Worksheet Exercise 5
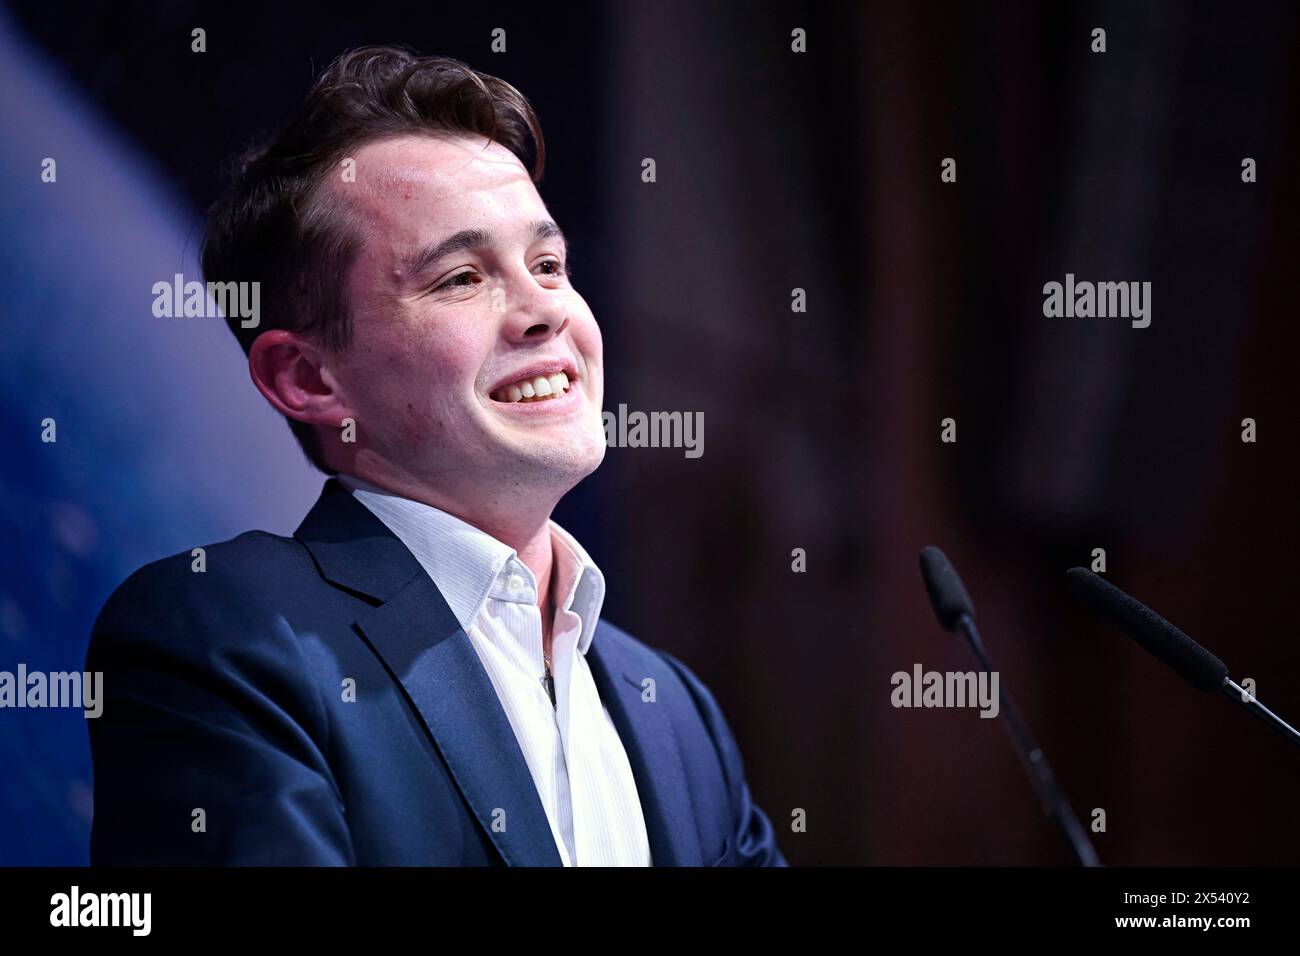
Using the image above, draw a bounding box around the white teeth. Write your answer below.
[491,370,575,403]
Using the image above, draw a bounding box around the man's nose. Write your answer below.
[498,274,569,342]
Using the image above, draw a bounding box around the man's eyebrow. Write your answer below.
[403,220,568,277]
[404,228,493,277]
[531,219,568,254]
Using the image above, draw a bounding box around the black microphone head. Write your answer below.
[1065,568,1227,692]
[919,546,975,631]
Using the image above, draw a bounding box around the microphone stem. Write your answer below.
[1221,679,1300,750]
[956,613,1102,867]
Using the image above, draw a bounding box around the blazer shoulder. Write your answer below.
[592,618,689,684]
[592,618,722,722]
[92,530,318,650]
[591,617,657,660]
[106,528,311,596]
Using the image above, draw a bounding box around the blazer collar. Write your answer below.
[293,479,697,866]
[294,478,424,604]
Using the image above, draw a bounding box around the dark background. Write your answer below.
[1,0,1296,866]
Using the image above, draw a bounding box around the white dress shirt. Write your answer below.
[338,475,652,866]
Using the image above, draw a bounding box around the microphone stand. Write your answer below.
[955,612,1102,868]
[1220,678,1300,750]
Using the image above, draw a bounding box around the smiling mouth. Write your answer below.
[490,371,573,404]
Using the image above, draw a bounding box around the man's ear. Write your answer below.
[248,330,349,430]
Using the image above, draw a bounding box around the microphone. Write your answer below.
[918,547,1101,867]
[1066,567,1300,750]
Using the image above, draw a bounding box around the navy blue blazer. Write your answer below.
[86,480,787,866]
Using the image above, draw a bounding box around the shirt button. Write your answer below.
[505,574,525,593]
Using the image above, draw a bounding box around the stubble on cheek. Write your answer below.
[394,394,445,452]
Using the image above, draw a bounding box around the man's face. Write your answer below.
[324,134,606,506]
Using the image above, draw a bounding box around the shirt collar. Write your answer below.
[547,520,607,656]
[337,475,606,655]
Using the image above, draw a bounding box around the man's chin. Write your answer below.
[495,430,606,486]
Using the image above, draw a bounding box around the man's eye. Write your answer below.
[535,259,566,277]
[433,271,477,292]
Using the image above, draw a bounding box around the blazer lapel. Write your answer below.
[587,625,704,866]
[295,480,562,867]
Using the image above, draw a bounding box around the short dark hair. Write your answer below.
[201,45,545,473]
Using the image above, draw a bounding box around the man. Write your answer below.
[87,46,786,866]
